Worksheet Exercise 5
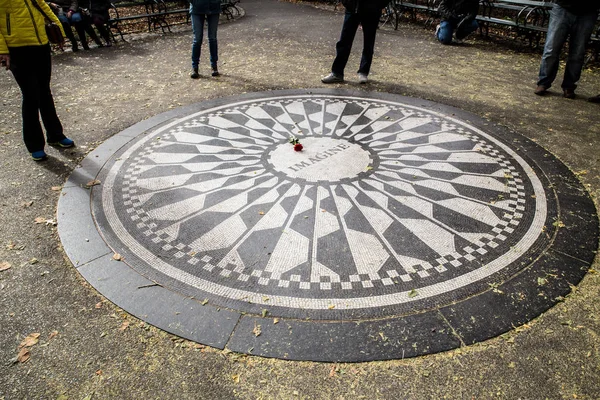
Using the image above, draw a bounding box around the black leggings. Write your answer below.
[9,44,65,152]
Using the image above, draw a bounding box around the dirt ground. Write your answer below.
[0,0,599,399]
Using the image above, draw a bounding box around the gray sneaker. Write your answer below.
[358,73,368,84]
[321,73,344,84]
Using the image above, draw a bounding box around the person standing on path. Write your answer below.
[322,0,390,84]
[534,0,600,99]
[435,0,479,45]
[0,0,75,161]
[189,0,221,79]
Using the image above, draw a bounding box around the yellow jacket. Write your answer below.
[0,0,66,54]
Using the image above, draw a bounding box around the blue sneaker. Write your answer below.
[48,138,75,148]
[31,150,48,161]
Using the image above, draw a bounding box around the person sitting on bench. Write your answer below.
[435,0,479,45]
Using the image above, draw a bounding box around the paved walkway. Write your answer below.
[1,0,599,398]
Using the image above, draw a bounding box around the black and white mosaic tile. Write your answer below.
[59,89,598,361]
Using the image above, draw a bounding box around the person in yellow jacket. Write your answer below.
[0,0,75,161]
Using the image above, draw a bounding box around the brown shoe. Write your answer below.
[534,85,548,96]
[563,88,576,99]
[588,94,600,103]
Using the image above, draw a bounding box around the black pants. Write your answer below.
[331,9,380,76]
[9,44,65,153]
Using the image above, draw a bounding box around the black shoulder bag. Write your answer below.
[30,0,64,44]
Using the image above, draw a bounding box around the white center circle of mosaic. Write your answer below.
[98,95,546,313]
[269,137,371,181]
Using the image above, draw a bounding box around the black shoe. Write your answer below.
[190,69,200,79]
[211,68,220,77]
[563,88,576,99]
[588,94,600,103]
[534,85,547,96]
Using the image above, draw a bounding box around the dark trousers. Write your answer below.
[9,45,65,153]
[331,9,380,76]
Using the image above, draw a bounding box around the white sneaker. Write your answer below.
[321,72,344,84]
[358,73,368,84]
[435,24,440,38]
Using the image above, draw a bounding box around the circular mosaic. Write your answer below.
[62,89,597,361]
[93,92,552,320]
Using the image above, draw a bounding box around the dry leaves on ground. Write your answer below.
[19,333,41,348]
[252,322,261,337]
[14,332,41,363]
[86,179,101,188]
[0,261,11,272]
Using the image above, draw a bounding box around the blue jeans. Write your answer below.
[57,12,83,24]
[437,17,478,44]
[537,4,598,90]
[331,9,380,76]
[191,13,219,70]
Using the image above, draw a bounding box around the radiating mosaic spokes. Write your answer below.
[97,95,547,314]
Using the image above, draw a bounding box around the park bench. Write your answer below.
[383,0,599,62]
[107,0,240,41]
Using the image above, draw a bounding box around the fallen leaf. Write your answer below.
[0,261,11,272]
[118,321,130,331]
[201,299,209,305]
[95,370,103,375]
[95,302,102,309]
[258,211,265,215]
[232,374,240,383]
[34,217,46,224]
[329,365,337,377]
[261,309,268,318]
[17,348,30,363]
[112,253,122,261]
[22,201,34,208]
[86,179,101,188]
[51,186,62,191]
[273,318,280,324]
[252,322,261,337]
[19,333,41,348]
[48,331,59,340]
[328,304,335,309]
[408,289,418,298]
[537,277,547,286]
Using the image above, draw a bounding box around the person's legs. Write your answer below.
[191,13,206,71]
[455,19,478,40]
[9,46,48,154]
[58,14,79,51]
[331,11,361,77]
[436,20,455,44]
[70,12,90,50]
[357,10,380,76]
[206,13,219,70]
[82,13,103,46]
[537,4,572,90]
[93,14,112,45]
[561,12,597,91]
[35,45,65,143]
